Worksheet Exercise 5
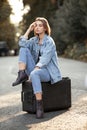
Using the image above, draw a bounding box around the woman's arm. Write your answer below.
[18,22,36,48]
[23,22,36,39]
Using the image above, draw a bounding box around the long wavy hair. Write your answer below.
[34,17,51,36]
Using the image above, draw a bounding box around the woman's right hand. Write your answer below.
[28,22,36,32]
[23,22,36,39]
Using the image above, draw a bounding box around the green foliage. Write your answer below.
[52,0,87,55]
[0,0,16,49]
[0,0,11,22]
[79,0,87,28]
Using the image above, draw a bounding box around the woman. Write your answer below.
[12,17,62,119]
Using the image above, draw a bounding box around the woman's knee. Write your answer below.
[19,47,31,57]
[30,70,39,80]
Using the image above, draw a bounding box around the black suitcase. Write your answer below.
[21,77,71,113]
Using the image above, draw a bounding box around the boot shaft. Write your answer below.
[36,100,44,119]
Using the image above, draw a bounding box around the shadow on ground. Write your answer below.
[0,103,68,130]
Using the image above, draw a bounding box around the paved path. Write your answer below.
[0,56,87,130]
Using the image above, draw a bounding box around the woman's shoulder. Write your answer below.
[45,35,52,40]
[45,35,55,45]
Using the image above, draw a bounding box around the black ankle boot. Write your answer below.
[12,70,28,86]
[36,100,44,119]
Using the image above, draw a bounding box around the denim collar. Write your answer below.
[35,34,48,45]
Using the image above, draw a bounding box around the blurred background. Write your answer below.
[0,0,87,62]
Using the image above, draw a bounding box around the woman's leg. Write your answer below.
[12,47,35,86]
[30,68,51,118]
[30,68,51,94]
[18,47,35,74]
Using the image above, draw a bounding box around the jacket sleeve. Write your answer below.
[18,36,34,49]
[36,40,56,68]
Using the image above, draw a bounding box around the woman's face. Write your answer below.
[34,20,46,35]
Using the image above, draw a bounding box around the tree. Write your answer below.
[0,0,16,49]
[52,0,87,54]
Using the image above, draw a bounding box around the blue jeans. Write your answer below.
[19,47,51,94]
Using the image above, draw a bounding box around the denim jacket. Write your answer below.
[19,34,62,84]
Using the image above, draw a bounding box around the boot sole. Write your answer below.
[12,77,28,87]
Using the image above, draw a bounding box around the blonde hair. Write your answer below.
[35,17,51,36]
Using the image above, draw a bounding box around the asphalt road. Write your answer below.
[0,56,87,130]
